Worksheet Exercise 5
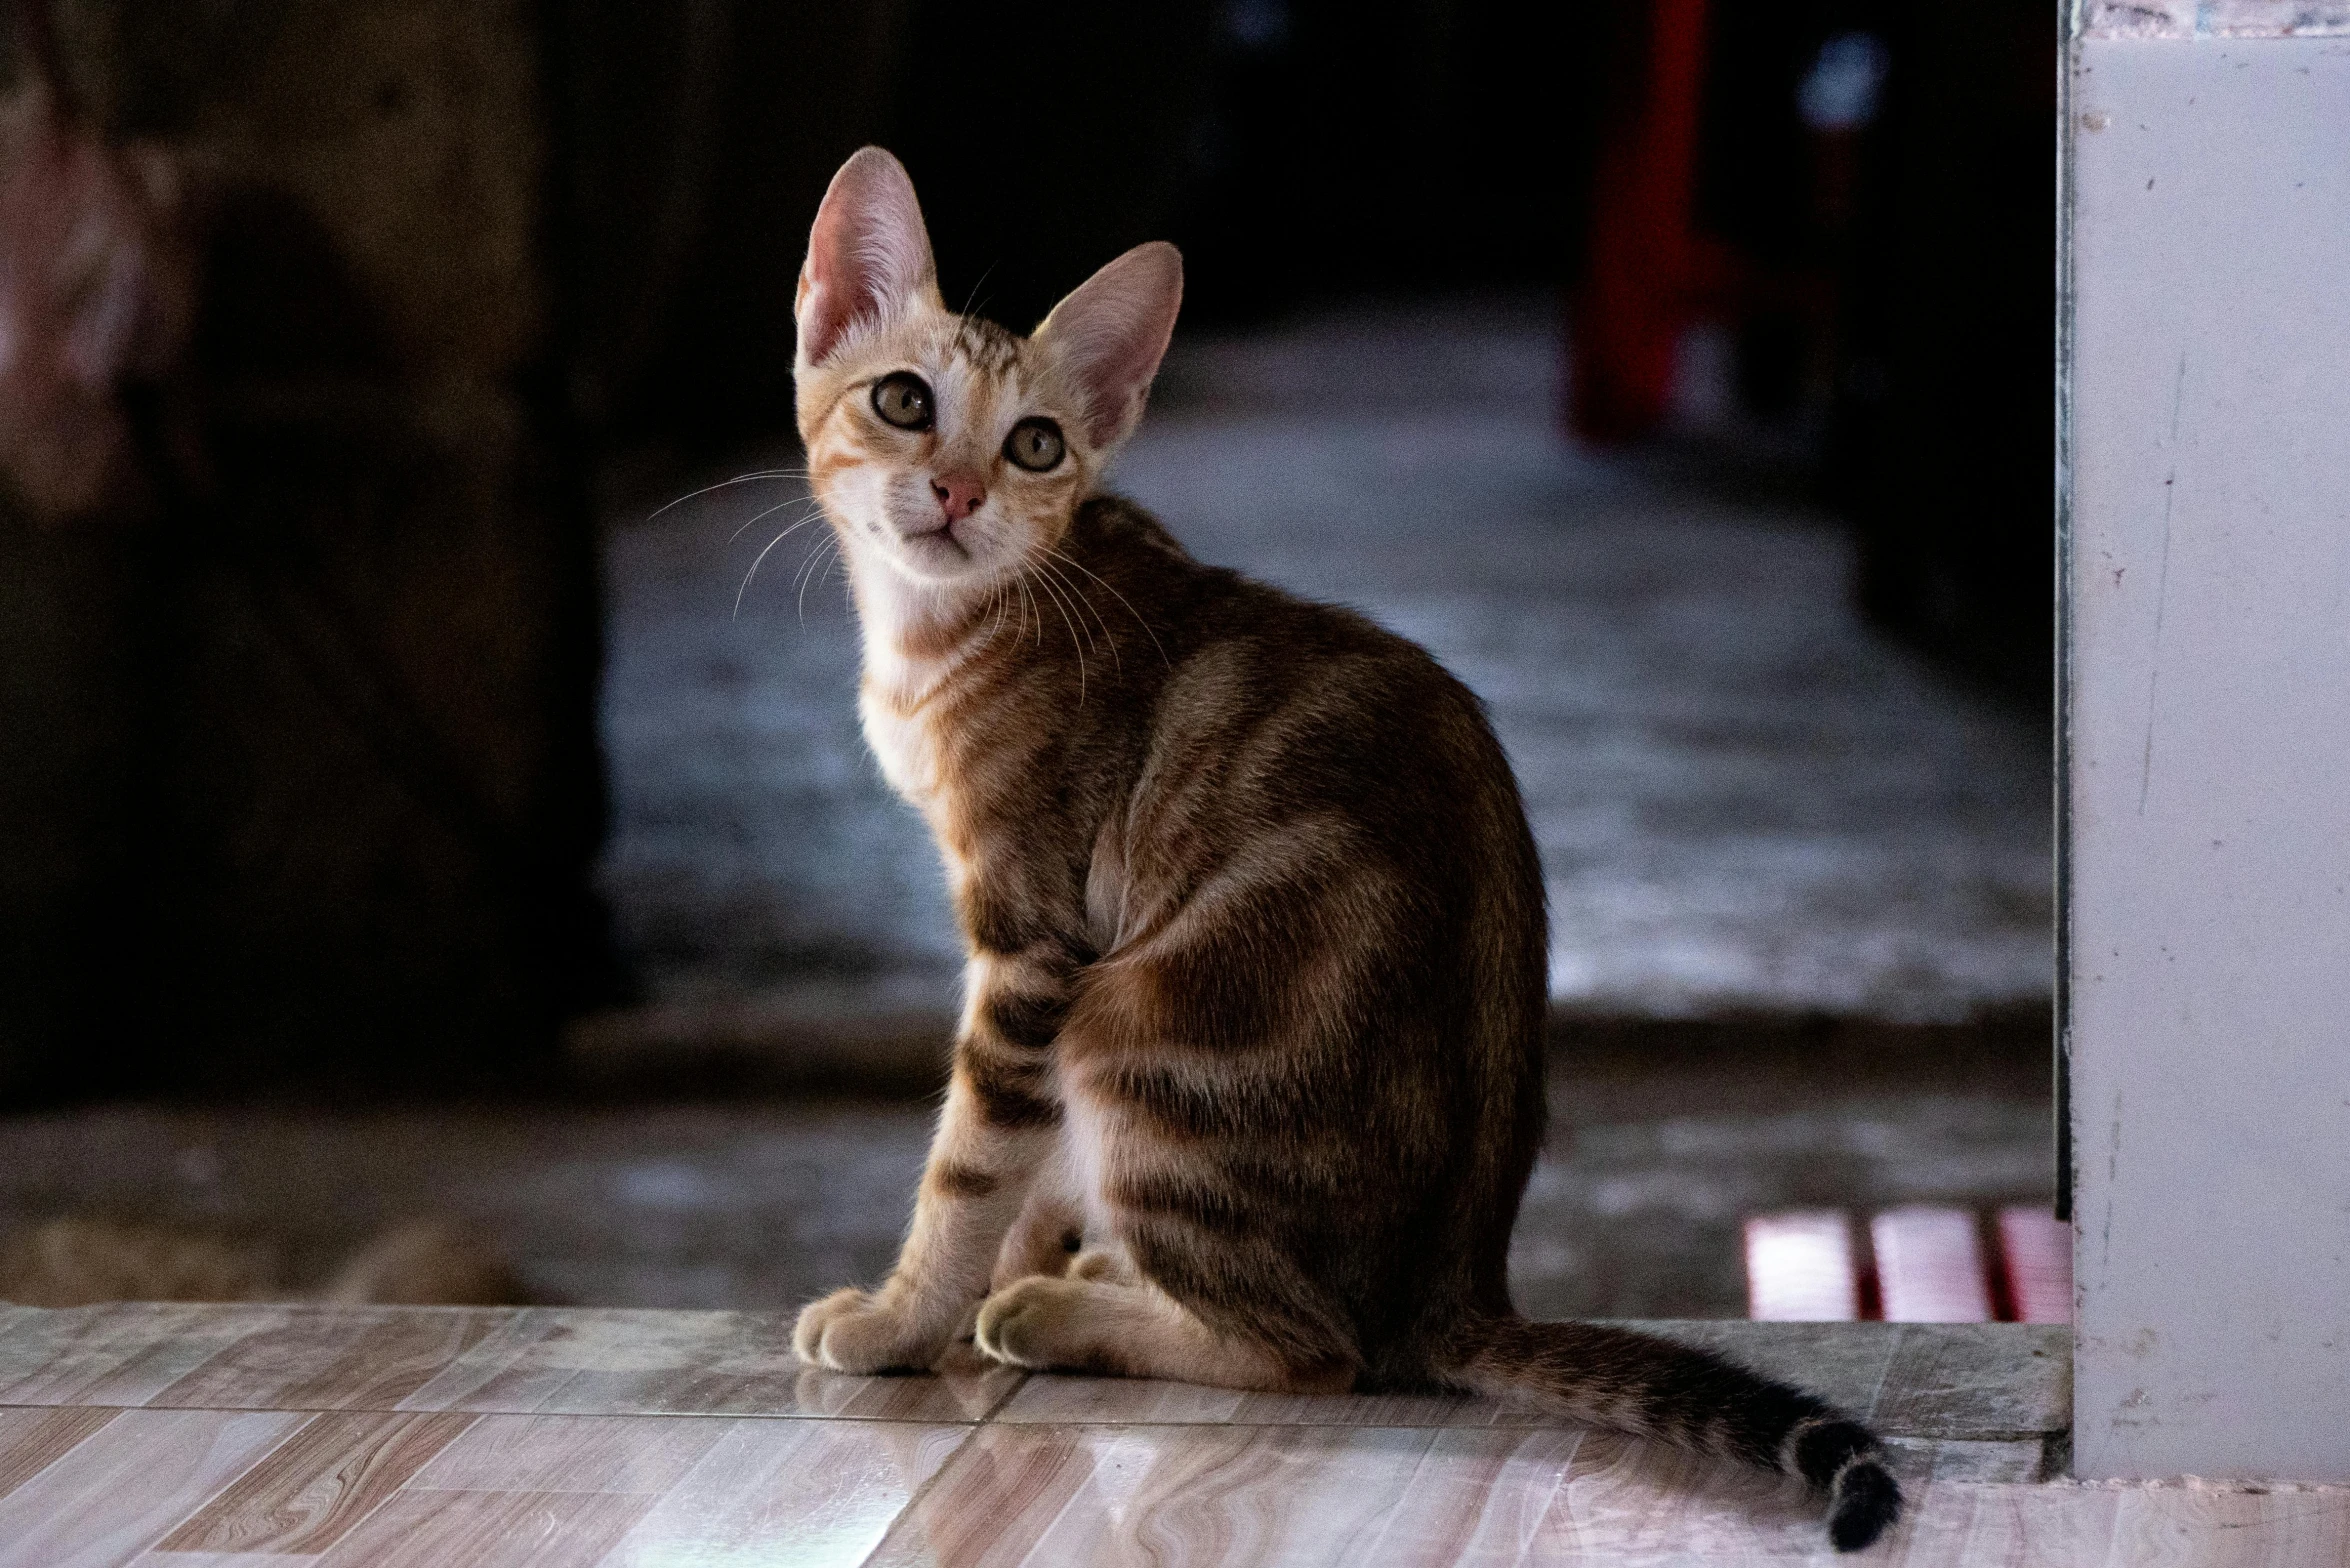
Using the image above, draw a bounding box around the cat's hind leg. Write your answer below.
[989,1184,1086,1291]
[973,1275,1352,1394]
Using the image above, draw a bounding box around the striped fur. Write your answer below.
[785,148,1901,1552]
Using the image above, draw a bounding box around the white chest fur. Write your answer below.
[858,681,944,804]
[845,550,967,811]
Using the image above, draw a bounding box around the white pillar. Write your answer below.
[2066,5,2350,1480]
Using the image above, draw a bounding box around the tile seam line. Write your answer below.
[0,1405,123,1511]
[850,1423,991,1568]
[1343,1425,1448,1564]
[987,1416,2070,1437]
[112,1406,316,1567]
[970,1368,1030,1424]
[0,1402,2070,1439]
[154,1409,482,1558]
[0,1401,993,1426]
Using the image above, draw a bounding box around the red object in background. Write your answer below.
[1871,1206,1994,1323]
[1746,1207,2073,1324]
[1570,0,1734,442]
[1995,1206,2073,1325]
[1744,1210,1861,1321]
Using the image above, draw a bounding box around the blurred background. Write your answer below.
[0,0,2052,1318]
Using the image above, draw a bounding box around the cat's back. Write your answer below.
[1071,492,1548,1271]
[1081,494,1530,860]
[1075,495,1545,1013]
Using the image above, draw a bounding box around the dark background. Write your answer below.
[0,0,2051,1100]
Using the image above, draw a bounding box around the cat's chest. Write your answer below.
[859,686,942,802]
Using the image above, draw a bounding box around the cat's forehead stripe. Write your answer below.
[953,317,1024,375]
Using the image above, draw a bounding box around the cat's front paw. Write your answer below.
[974,1275,1094,1369]
[792,1286,953,1373]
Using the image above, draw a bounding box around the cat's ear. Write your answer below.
[1034,242,1183,449]
[796,148,939,369]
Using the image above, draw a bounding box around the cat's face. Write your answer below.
[794,150,1181,614]
[797,308,1096,593]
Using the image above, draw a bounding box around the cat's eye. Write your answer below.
[1003,417,1065,473]
[870,373,934,431]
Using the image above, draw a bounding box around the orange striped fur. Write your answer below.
[786,150,1900,1551]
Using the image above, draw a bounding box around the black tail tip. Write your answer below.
[1827,1459,1903,1553]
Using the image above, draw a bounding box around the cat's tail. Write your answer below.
[1440,1315,1903,1553]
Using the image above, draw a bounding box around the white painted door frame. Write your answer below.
[2063,2,2350,1480]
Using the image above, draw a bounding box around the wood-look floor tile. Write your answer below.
[396,1308,1018,1421]
[0,1407,304,1568]
[1881,1479,2122,1567]
[1325,1426,1593,1564]
[1000,1324,2070,1443]
[594,1418,971,1568]
[311,1487,650,1568]
[0,1304,290,1407]
[149,1307,512,1412]
[866,1421,1749,1568]
[993,1374,1495,1428]
[154,1410,478,1554]
[0,1405,118,1500]
[859,1422,1127,1568]
[990,1335,1885,1432]
[1525,1428,1828,1562]
[411,1414,730,1495]
[2107,1483,2350,1568]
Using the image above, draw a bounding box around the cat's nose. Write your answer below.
[930,472,986,522]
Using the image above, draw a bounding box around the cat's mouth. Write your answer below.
[890,515,972,568]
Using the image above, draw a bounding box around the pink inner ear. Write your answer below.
[1040,243,1183,447]
[798,149,935,368]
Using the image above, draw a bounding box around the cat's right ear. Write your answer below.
[1034,242,1184,450]
[796,148,939,370]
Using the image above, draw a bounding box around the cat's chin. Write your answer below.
[880,540,991,593]
[844,514,981,590]
[862,537,1012,605]
[895,524,971,568]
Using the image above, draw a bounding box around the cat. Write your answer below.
[786,147,1903,1553]
[0,1216,522,1307]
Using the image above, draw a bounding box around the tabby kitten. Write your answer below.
[788,148,1902,1552]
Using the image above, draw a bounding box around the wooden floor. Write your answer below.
[0,1303,2336,1565]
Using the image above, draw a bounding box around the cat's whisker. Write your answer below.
[1033,556,1119,675]
[955,264,999,336]
[726,494,823,545]
[1031,567,1089,703]
[646,468,809,523]
[796,536,840,622]
[732,523,804,619]
[984,580,1013,647]
[1053,560,1119,659]
[1016,578,1040,646]
[1046,546,1169,669]
[790,532,826,598]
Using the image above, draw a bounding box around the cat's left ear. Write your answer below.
[797,147,940,370]
[1034,242,1183,449]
